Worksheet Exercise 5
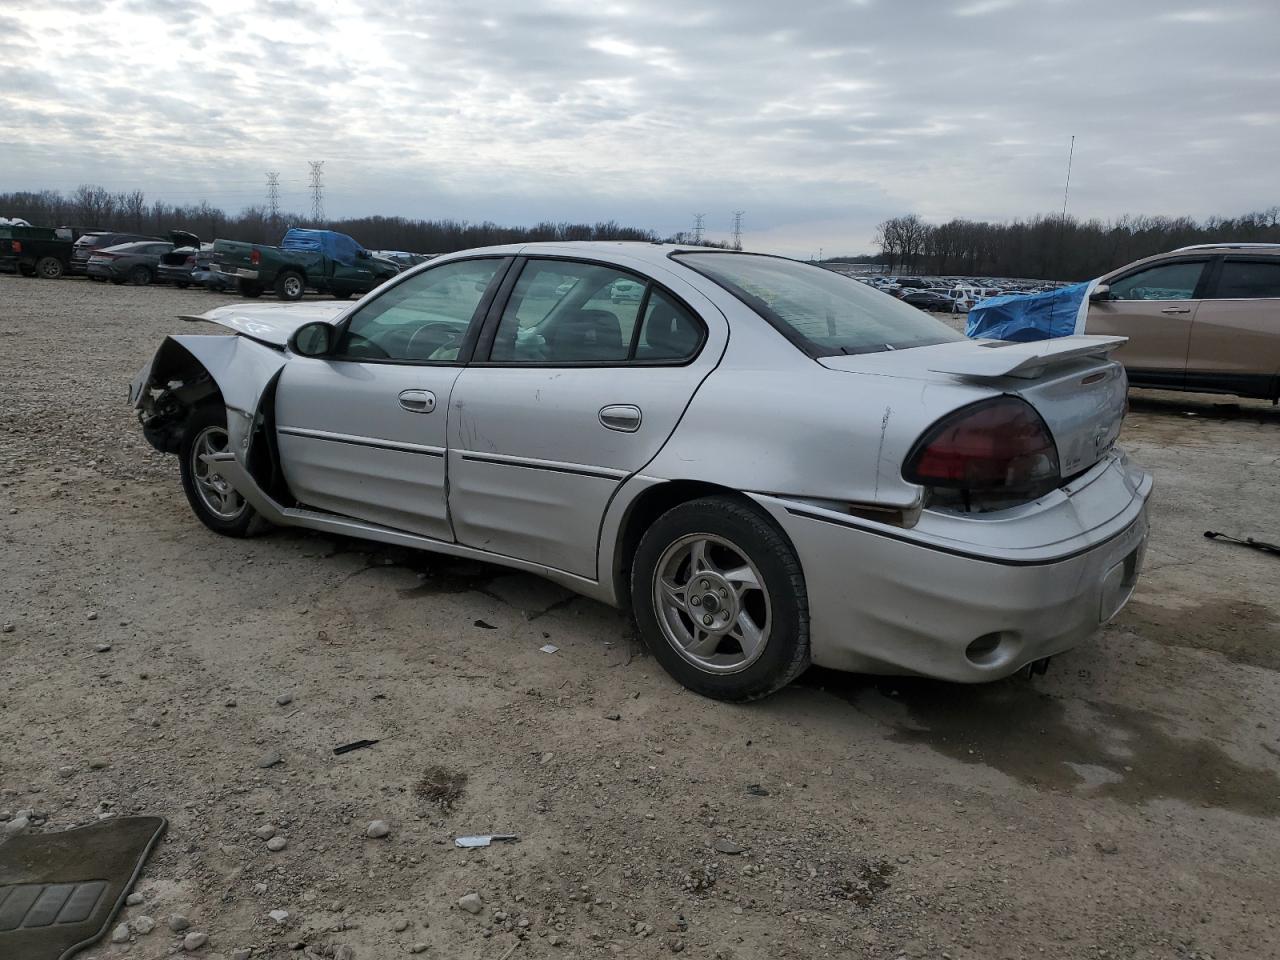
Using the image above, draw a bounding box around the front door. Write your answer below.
[330,252,378,297]
[1087,258,1210,389]
[447,256,721,578]
[274,256,508,539]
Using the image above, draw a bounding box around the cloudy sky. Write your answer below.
[1,0,1277,255]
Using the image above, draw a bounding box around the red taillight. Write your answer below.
[11,240,21,253]
[184,255,196,266]
[904,397,1060,505]
[250,248,261,265]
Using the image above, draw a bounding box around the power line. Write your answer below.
[308,160,325,222]
[731,210,744,251]
[692,213,705,245]
[265,171,281,220]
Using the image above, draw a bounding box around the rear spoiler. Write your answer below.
[929,335,1127,380]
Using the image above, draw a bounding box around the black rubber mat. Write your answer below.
[0,816,166,960]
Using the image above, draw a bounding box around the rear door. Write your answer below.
[1186,256,1280,396]
[274,256,509,539]
[446,256,723,578]
[1087,257,1210,389]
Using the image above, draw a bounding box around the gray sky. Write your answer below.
[2,0,1277,255]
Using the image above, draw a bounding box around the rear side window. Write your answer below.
[674,252,960,357]
[1212,259,1280,299]
[487,259,704,364]
[1108,260,1205,301]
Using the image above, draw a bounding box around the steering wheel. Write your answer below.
[406,321,463,360]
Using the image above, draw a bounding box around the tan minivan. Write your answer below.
[1086,243,1280,401]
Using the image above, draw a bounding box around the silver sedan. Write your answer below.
[130,242,1152,701]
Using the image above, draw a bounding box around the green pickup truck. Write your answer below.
[212,228,399,301]
[0,225,74,279]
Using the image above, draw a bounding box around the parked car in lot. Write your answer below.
[0,224,74,278]
[213,228,400,300]
[130,243,1150,701]
[158,237,233,290]
[900,289,954,312]
[1086,243,1280,400]
[87,238,184,285]
[71,230,162,277]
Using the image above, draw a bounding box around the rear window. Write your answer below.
[1213,259,1280,299]
[673,252,962,357]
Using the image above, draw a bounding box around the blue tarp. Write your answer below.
[280,228,365,266]
[965,280,1098,341]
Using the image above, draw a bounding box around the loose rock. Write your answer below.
[712,838,745,855]
[267,836,288,852]
[393,918,409,932]
[458,893,483,915]
[258,751,283,769]
[125,892,144,906]
[254,824,277,840]
[111,922,131,943]
[269,909,290,924]
[169,914,191,932]
[232,951,253,960]
[133,915,156,935]
[366,819,391,839]
[183,931,208,951]
[276,694,293,706]
[410,945,428,954]
[94,643,112,653]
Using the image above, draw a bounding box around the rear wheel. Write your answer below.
[35,256,64,279]
[237,278,264,298]
[128,265,152,285]
[632,496,810,701]
[178,406,260,538]
[275,270,305,301]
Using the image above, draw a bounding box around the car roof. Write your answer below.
[440,241,745,266]
[1174,242,1280,253]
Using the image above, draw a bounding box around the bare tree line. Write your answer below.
[870,209,1280,279]
[0,185,659,251]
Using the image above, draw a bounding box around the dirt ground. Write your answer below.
[2,274,1278,960]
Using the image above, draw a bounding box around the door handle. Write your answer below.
[398,389,436,413]
[599,404,642,432]
[1160,307,1191,314]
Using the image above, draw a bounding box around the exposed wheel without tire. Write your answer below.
[237,278,264,298]
[275,270,305,301]
[631,496,810,701]
[35,256,64,279]
[178,406,261,538]
[128,265,152,285]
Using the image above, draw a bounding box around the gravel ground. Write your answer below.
[2,275,1279,960]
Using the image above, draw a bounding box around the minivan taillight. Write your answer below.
[250,248,261,266]
[903,397,1060,510]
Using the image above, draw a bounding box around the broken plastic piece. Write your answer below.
[540,644,559,654]
[454,834,519,848]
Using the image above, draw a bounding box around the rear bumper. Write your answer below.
[214,265,259,280]
[158,266,192,283]
[86,261,121,278]
[753,451,1153,681]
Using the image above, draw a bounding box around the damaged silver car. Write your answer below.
[131,243,1152,701]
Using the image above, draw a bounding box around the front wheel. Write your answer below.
[178,406,261,538]
[631,496,809,701]
[237,278,264,298]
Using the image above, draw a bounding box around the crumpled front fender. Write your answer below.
[131,334,287,456]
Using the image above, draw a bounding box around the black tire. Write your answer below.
[175,281,190,289]
[332,290,353,300]
[128,265,152,285]
[178,405,261,538]
[35,256,64,279]
[275,270,305,301]
[631,496,809,702]
[237,278,264,298]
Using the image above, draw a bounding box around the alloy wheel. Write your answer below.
[651,533,772,674]
[189,426,246,521]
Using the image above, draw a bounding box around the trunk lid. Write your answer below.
[819,334,1130,479]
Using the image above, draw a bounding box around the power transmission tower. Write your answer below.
[731,211,744,251]
[307,160,325,222]
[692,213,705,244]
[265,171,280,221]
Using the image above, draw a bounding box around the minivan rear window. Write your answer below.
[673,252,963,357]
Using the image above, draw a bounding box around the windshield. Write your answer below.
[674,252,963,356]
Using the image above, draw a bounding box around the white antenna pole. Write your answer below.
[1061,135,1075,224]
